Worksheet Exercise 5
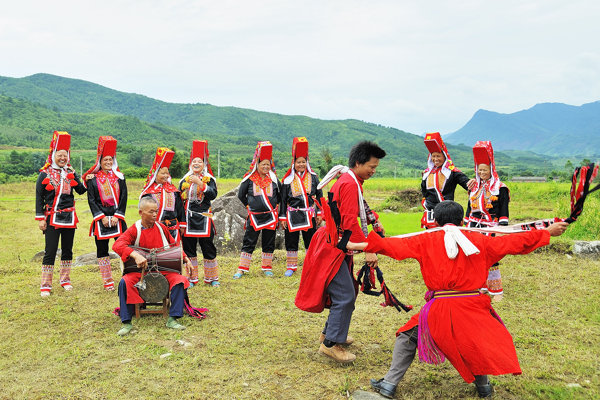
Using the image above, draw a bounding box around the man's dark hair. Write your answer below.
[433,201,464,226]
[348,141,386,168]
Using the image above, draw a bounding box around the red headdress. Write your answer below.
[471,141,505,196]
[40,131,72,172]
[179,140,215,185]
[140,147,177,198]
[282,137,314,184]
[82,136,124,187]
[422,132,456,181]
[39,130,78,190]
[241,141,277,183]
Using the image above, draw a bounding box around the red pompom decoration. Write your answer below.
[70,180,78,187]
[45,184,54,191]
[42,177,50,185]
[66,173,75,180]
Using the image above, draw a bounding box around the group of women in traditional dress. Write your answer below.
[234,138,322,279]
[34,132,323,296]
[34,129,508,298]
[420,132,510,299]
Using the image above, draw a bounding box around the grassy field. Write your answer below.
[0,179,599,399]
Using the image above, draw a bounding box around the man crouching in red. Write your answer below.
[113,196,192,336]
[346,200,568,398]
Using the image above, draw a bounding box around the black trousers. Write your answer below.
[182,232,217,259]
[43,218,75,265]
[284,223,317,252]
[94,237,117,258]
[241,224,276,254]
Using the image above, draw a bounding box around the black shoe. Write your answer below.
[370,378,396,398]
[475,382,493,398]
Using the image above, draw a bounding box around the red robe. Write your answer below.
[364,229,550,383]
[112,221,189,304]
[295,171,366,312]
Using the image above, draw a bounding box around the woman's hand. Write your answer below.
[280,220,288,230]
[101,216,110,227]
[38,220,47,232]
[85,174,94,181]
[467,178,477,190]
[110,216,119,226]
[315,216,323,226]
[189,175,202,185]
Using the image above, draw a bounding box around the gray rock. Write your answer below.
[31,249,119,265]
[211,186,284,254]
[351,390,385,399]
[573,241,600,258]
[31,249,61,262]
[73,251,120,267]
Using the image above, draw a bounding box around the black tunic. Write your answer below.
[35,168,86,228]
[421,168,471,210]
[179,176,218,237]
[86,174,128,239]
[238,178,281,230]
[280,171,323,231]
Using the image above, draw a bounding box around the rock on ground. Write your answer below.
[212,186,284,254]
[573,241,600,259]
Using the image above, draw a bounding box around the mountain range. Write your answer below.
[1,73,589,178]
[445,101,600,157]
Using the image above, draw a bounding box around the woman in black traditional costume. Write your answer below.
[140,147,185,242]
[179,140,219,287]
[83,136,128,291]
[234,141,281,278]
[465,141,510,300]
[420,132,475,229]
[279,137,323,277]
[35,131,86,297]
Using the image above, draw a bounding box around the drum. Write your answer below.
[121,245,184,275]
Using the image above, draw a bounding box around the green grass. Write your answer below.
[0,179,599,399]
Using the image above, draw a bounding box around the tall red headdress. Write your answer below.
[190,140,214,176]
[282,137,314,184]
[82,136,123,185]
[422,132,456,180]
[241,141,277,182]
[471,141,504,196]
[140,147,176,198]
[179,140,215,186]
[40,131,72,171]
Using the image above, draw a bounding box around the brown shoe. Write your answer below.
[319,343,356,363]
[319,333,354,346]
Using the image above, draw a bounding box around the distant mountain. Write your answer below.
[0,73,552,177]
[445,101,600,157]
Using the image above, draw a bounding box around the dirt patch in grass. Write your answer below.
[376,188,423,212]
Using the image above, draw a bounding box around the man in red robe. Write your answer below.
[346,201,568,398]
[295,141,386,363]
[113,196,192,336]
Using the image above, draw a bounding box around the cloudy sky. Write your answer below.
[1,0,599,135]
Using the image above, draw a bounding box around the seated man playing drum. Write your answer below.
[112,196,192,336]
